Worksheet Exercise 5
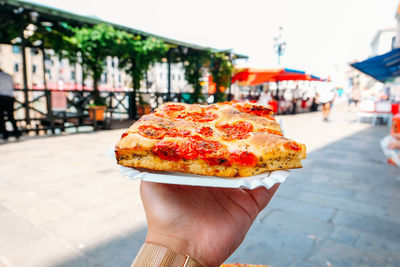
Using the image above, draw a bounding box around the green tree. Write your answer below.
[209,52,233,103]
[118,34,168,118]
[68,24,120,105]
[181,50,211,103]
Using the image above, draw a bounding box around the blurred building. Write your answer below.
[370,28,396,56]
[0,43,189,93]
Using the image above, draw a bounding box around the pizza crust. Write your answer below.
[116,149,303,177]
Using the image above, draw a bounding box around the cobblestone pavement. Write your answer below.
[0,108,399,267]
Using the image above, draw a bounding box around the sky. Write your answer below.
[28,0,399,77]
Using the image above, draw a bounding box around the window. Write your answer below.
[118,74,122,83]
[12,45,20,54]
[160,73,163,79]
[102,73,108,83]
[178,74,181,81]
[14,63,19,72]
[32,64,37,73]
[111,61,115,68]
[45,69,52,79]
[172,74,175,81]
[71,71,75,80]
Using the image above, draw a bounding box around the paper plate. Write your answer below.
[118,165,289,189]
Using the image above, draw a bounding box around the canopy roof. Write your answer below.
[351,48,400,82]
[0,0,247,58]
[231,68,323,86]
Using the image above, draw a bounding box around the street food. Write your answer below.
[115,102,306,177]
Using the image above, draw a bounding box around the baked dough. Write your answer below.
[115,102,306,177]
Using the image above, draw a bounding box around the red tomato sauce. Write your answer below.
[228,151,258,167]
[167,129,191,138]
[177,112,219,122]
[196,127,213,137]
[162,104,185,112]
[259,128,283,136]
[120,132,129,139]
[234,103,273,117]
[216,121,254,140]
[138,125,167,139]
[284,141,302,151]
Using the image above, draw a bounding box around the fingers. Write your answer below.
[244,183,280,212]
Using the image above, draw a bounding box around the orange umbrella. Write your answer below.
[231,68,323,85]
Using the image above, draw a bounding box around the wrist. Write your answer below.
[146,231,204,265]
[132,241,202,267]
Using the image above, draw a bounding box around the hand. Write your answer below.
[140,181,279,267]
[389,140,400,149]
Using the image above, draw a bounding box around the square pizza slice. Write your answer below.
[115,102,306,177]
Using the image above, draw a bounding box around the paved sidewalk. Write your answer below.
[0,109,399,267]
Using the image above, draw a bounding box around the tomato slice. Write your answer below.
[229,151,258,167]
[167,129,191,138]
[162,104,185,112]
[177,112,218,122]
[138,125,167,139]
[196,127,213,137]
[258,128,283,136]
[120,132,129,139]
[234,103,273,117]
[216,121,254,140]
[284,141,302,151]
[153,140,199,161]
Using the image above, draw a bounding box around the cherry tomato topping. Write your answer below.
[258,128,283,136]
[229,151,258,167]
[196,127,213,137]
[234,103,273,117]
[284,141,302,151]
[120,132,129,139]
[153,140,199,161]
[167,129,191,138]
[152,141,181,161]
[153,135,227,163]
[217,121,254,140]
[162,104,185,112]
[154,112,168,118]
[138,125,167,139]
[177,112,218,122]
[264,114,276,121]
[195,140,224,155]
[177,141,200,160]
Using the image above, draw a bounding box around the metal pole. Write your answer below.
[167,50,171,101]
[21,41,30,125]
[42,48,55,133]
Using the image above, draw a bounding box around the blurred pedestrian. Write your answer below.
[348,83,361,109]
[318,77,336,122]
[291,85,301,114]
[0,68,20,140]
[259,88,272,107]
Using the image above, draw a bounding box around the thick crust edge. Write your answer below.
[115,150,302,177]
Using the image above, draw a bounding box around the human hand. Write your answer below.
[389,140,400,149]
[391,132,400,141]
[140,181,279,267]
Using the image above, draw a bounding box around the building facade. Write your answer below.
[0,44,190,94]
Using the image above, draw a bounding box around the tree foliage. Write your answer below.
[209,52,233,103]
[181,49,211,103]
[67,24,123,104]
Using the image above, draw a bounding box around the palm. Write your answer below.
[140,181,279,266]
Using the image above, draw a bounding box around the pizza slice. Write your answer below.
[115,102,306,177]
